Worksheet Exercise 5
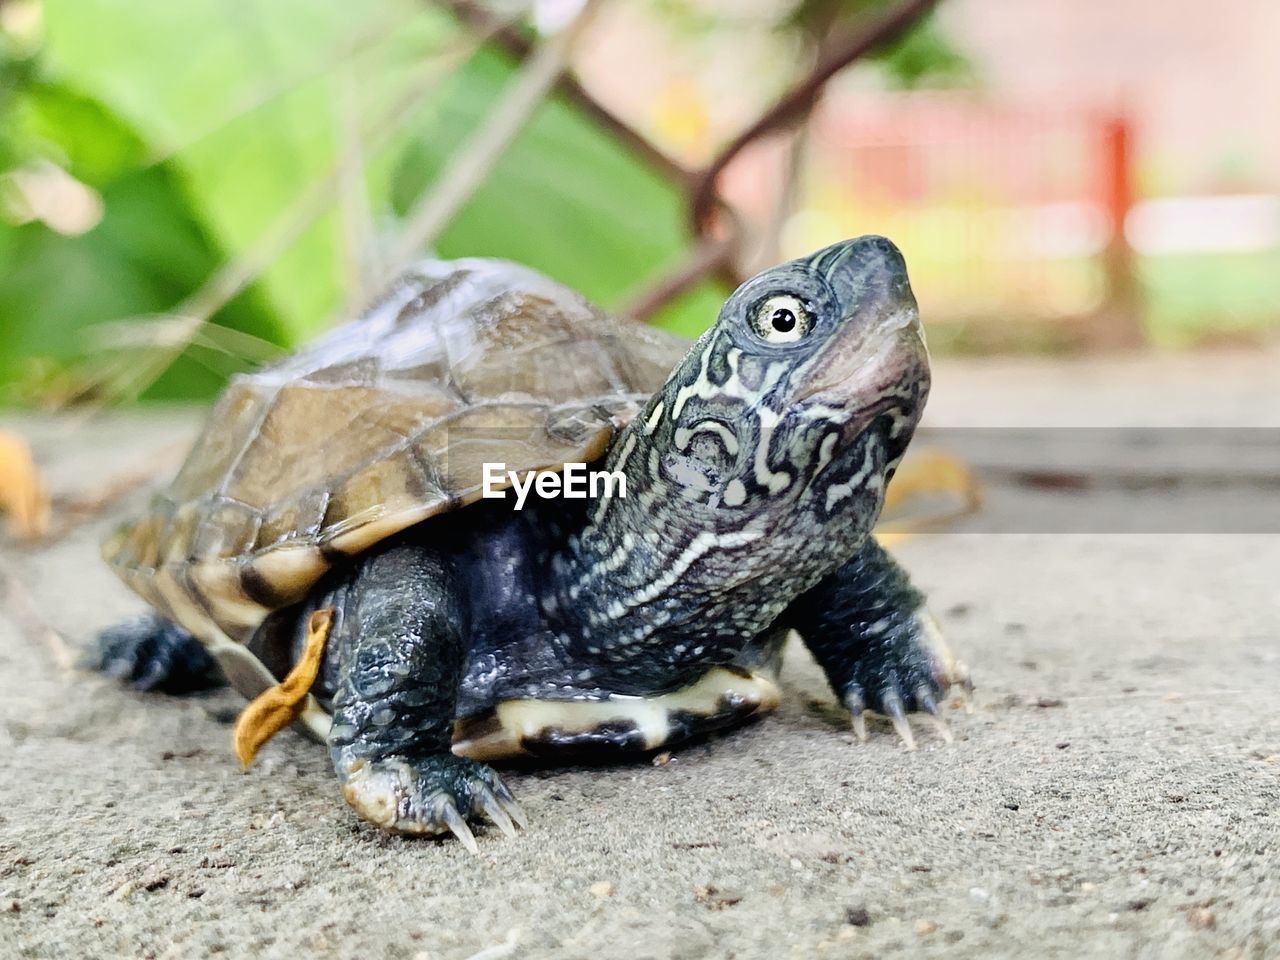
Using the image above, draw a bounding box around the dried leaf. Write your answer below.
[233,608,333,767]
[877,447,981,547]
[0,431,51,541]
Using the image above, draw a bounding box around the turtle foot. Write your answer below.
[842,609,972,750]
[341,755,526,848]
[89,613,224,694]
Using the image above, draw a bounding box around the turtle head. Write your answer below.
[572,237,930,638]
[653,235,930,527]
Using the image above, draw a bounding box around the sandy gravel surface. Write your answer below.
[2,352,1277,959]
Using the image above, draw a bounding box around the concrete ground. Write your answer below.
[2,350,1277,960]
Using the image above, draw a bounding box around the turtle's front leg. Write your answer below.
[326,542,525,848]
[786,537,970,748]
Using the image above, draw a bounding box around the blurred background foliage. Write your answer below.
[7,0,1275,409]
[0,0,964,405]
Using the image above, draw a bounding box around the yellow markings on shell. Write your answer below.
[247,545,329,599]
[189,562,271,636]
[151,566,220,641]
[451,666,782,762]
[322,502,435,558]
[140,571,333,745]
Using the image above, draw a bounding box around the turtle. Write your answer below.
[94,235,968,848]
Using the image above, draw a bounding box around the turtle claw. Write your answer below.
[441,799,480,855]
[843,688,869,742]
[496,790,529,831]
[929,715,955,743]
[881,689,917,751]
[953,662,976,713]
[476,785,518,839]
[340,755,523,846]
[835,606,970,749]
[917,687,954,743]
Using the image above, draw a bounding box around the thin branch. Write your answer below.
[620,236,735,322]
[439,1,937,321]
[438,0,693,185]
[335,62,379,310]
[77,0,939,385]
[384,0,603,275]
[754,122,811,271]
[433,0,742,320]
[689,0,940,234]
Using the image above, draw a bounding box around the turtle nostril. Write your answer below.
[814,235,910,293]
[867,238,908,280]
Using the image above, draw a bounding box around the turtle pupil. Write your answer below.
[771,308,796,333]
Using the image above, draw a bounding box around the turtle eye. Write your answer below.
[750,295,813,344]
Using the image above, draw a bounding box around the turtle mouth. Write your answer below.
[805,403,906,485]
[853,387,926,467]
[795,322,929,479]
[795,321,928,409]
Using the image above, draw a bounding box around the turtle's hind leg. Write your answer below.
[325,541,524,848]
[89,613,224,694]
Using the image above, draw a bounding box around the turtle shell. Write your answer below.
[104,259,689,701]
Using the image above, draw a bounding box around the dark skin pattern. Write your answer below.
[93,236,955,839]
[788,537,943,723]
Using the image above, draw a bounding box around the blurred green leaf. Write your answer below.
[0,87,285,402]
[7,0,728,407]
[784,0,973,89]
[36,0,484,345]
[19,83,148,187]
[872,15,974,89]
